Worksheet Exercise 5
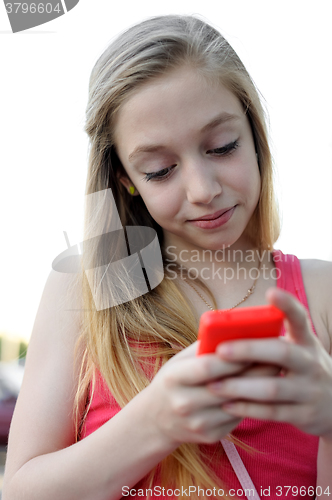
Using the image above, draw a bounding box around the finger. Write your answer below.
[216,337,311,373]
[208,376,313,403]
[266,287,316,347]
[222,400,313,429]
[165,354,250,386]
[186,406,242,436]
[206,418,243,443]
[172,384,241,416]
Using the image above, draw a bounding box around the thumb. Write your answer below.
[266,287,316,347]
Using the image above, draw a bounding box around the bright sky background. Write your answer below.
[0,0,331,341]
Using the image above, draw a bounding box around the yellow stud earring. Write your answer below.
[129,186,135,195]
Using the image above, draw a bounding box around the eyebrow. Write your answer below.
[128,112,241,162]
[200,112,241,133]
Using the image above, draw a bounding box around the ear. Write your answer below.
[118,175,140,196]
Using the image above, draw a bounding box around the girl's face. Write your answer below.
[113,66,260,254]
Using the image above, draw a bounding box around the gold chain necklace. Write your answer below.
[182,257,262,311]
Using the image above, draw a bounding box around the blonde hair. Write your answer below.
[73,14,280,497]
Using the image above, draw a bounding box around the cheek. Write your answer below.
[140,188,181,224]
[233,160,261,202]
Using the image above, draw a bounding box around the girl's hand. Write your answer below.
[208,288,332,439]
[145,341,250,447]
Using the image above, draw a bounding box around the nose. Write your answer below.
[184,159,222,204]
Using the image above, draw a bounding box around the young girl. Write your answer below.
[3,14,332,500]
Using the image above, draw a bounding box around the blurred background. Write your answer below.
[0,0,331,491]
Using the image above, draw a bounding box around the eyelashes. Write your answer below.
[208,139,239,157]
[142,139,240,182]
[143,165,176,182]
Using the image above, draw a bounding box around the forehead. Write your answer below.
[113,66,245,151]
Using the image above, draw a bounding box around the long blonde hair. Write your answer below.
[73,14,280,497]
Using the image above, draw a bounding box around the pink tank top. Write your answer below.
[81,250,319,498]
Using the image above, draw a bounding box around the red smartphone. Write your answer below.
[197,304,285,355]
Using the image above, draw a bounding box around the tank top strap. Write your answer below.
[272,249,317,337]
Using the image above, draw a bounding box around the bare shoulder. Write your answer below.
[300,259,332,353]
[3,269,86,490]
[24,269,85,360]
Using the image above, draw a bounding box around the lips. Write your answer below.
[187,206,237,230]
[189,206,235,222]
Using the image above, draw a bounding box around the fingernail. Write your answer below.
[217,343,233,357]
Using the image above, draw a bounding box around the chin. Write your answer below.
[204,232,246,250]
[191,237,236,252]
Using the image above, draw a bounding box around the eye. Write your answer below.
[142,165,176,182]
[207,139,239,156]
